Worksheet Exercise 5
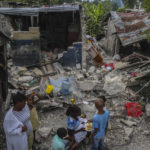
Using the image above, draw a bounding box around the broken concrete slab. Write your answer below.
[146,104,150,117]
[120,119,137,127]
[33,68,43,76]
[76,73,84,81]
[53,62,65,74]
[37,100,62,109]
[18,67,27,72]
[77,80,97,91]
[76,63,81,69]
[88,66,96,74]
[115,62,128,70]
[18,76,33,82]
[124,127,133,138]
[23,71,33,76]
[103,71,126,95]
[8,79,18,89]
[37,127,52,139]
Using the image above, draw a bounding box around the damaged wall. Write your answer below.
[39,11,81,50]
[11,27,40,66]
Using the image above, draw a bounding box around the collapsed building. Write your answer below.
[0,4,84,67]
[101,10,150,57]
[2,5,150,150]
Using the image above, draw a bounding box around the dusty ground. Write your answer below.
[34,99,150,150]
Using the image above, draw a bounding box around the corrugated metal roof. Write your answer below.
[0,4,80,16]
[110,11,150,46]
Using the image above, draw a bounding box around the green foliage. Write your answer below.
[123,0,136,9]
[143,0,150,12]
[117,7,126,12]
[83,1,113,39]
[123,0,142,9]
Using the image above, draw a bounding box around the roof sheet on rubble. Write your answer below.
[0,4,80,16]
[110,11,150,46]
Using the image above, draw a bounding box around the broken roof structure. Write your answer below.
[110,11,150,46]
[101,10,150,56]
[0,4,80,16]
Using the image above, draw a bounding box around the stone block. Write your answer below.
[146,104,150,117]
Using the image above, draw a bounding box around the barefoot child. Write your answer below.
[27,92,41,150]
[66,105,87,150]
[90,98,109,150]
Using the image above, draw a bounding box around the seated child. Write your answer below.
[27,92,41,150]
[90,98,109,150]
[51,128,68,150]
[66,105,87,150]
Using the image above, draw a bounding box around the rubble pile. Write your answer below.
[5,41,150,150]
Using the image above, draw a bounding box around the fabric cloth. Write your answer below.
[30,106,40,131]
[92,110,109,139]
[74,117,87,143]
[3,104,32,150]
[67,116,80,130]
[51,135,67,150]
[28,106,40,150]
[90,138,104,150]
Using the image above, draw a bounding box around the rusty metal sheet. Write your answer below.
[110,11,150,46]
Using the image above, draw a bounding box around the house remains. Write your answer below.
[101,10,150,57]
[2,5,150,150]
[0,4,84,67]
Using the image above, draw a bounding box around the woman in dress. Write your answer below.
[3,92,32,150]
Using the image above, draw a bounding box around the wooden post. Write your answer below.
[31,16,34,27]
[0,80,5,149]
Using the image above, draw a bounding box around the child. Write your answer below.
[90,98,109,150]
[66,105,87,150]
[51,128,68,150]
[27,92,41,150]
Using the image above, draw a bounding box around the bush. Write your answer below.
[83,1,113,39]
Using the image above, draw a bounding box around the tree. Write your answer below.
[143,0,150,12]
[84,1,113,39]
[123,0,136,9]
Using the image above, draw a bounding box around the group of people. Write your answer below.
[51,96,109,150]
[3,91,109,150]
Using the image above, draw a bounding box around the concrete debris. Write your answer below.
[76,73,84,81]
[53,62,65,74]
[103,71,126,95]
[146,104,150,117]
[37,127,52,139]
[124,127,133,138]
[33,68,43,76]
[18,76,34,82]
[76,63,81,69]
[77,80,97,91]
[23,71,33,76]
[88,66,96,74]
[120,119,137,127]
[37,100,63,109]
[5,31,150,150]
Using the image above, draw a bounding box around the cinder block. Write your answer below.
[12,31,40,40]
[29,27,40,33]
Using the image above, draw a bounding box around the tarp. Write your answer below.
[0,4,80,16]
